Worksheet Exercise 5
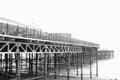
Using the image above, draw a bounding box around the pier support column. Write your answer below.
[16,53,21,80]
[58,53,61,74]
[15,42,21,80]
[28,53,33,76]
[0,54,2,68]
[39,54,41,74]
[47,53,49,74]
[20,54,22,69]
[29,53,31,74]
[96,48,98,77]
[54,53,57,79]
[67,53,70,80]
[36,53,38,77]
[9,53,13,74]
[76,53,79,76]
[26,53,27,70]
[90,50,92,79]
[44,53,47,80]
[31,53,33,76]
[5,54,8,80]
[81,52,83,80]
[5,54,8,73]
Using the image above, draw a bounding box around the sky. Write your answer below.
[0,0,120,53]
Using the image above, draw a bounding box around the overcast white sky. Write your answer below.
[0,0,120,53]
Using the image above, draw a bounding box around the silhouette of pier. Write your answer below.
[0,18,99,80]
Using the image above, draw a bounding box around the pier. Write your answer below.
[0,18,99,80]
[98,49,114,59]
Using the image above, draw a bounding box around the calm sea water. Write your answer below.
[98,52,120,79]
[71,53,120,79]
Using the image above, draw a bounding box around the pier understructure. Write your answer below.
[0,19,99,80]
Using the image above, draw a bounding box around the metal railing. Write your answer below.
[0,20,99,48]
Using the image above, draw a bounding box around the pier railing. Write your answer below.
[0,22,99,48]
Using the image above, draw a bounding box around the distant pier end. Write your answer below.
[98,49,114,59]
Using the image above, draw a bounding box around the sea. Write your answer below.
[97,52,120,79]
[70,52,120,79]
